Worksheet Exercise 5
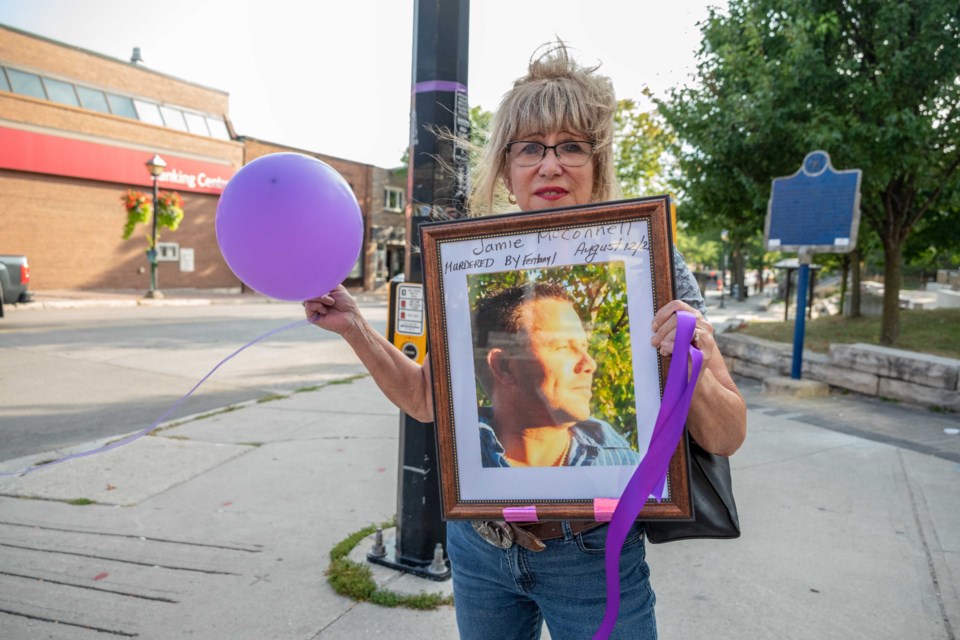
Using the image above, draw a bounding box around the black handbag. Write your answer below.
[643,432,741,544]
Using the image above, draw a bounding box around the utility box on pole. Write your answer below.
[368,0,469,581]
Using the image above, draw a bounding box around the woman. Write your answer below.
[305,42,746,640]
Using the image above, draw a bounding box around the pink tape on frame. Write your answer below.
[593,498,619,522]
[502,506,539,522]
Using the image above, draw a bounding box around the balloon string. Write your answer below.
[0,318,312,479]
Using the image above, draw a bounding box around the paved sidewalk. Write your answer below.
[1,288,957,639]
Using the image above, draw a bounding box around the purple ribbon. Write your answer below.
[0,318,312,479]
[413,80,467,94]
[593,311,704,639]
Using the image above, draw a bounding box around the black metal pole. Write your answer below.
[149,177,160,297]
[369,0,469,581]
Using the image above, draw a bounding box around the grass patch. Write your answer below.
[293,385,323,394]
[929,405,957,414]
[734,308,960,359]
[66,498,96,506]
[294,374,368,394]
[326,374,367,386]
[259,374,368,403]
[325,518,453,610]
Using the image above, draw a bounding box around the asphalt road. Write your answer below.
[0,300,387,462]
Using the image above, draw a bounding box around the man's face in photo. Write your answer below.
[511,297,597,424]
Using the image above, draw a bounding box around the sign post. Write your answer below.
[791,251,812,379]
[766,151,861,379]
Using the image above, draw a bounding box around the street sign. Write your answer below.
[765,150,861,253]
[766,151,862,380]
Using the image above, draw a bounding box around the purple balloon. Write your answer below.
[215,153,363,301]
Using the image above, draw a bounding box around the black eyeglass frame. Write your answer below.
[504,140,596,167]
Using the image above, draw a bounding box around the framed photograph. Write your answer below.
[420,196,692,521]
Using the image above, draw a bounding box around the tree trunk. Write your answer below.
[850,247,861,318]
[880,239,902,345]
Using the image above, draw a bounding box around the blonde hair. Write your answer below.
[468,41,621,216]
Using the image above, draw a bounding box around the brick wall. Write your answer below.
[0,26,229,115]
[1,170,237,290]
[0,27,246,291]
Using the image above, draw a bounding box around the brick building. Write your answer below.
[0,25,406,294]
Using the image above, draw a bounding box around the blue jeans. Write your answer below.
[446,520,657,640]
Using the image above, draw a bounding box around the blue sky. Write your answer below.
[0,0,727,167]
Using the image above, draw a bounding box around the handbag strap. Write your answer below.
[593,310,703,640]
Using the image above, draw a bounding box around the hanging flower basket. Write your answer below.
[120,189,185,245]
[156,191,185,232]
[121,190,152,239]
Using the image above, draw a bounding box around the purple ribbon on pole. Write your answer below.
[593,310,704,639]
[413,80,468,94]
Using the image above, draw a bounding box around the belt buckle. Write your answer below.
[472,521,514,549]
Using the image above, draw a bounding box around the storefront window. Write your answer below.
[134,99,164,126]
[376,245,388,279]
[349,253,363,279]
[6,68,46,100]
[76,86,110,113]
[183,111,210,136]
[206,117,230,140]
[107,93,138,119]
[159,105,187,131]
[1,62,229,139]
[41,77,80,107]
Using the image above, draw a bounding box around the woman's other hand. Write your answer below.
[650,300,715,372]
[651,300,745,456]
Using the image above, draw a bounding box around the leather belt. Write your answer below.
[473,520,605,552]
[517,520,603,541]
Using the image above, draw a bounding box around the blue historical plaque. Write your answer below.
[765,151,861,253]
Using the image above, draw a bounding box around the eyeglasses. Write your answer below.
[505,140,595,167]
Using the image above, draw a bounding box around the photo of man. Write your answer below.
[471,279,639,468]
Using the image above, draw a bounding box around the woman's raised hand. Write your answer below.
[303,285,362,337]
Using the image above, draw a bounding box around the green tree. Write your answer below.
[614,97,674,198]
[659,0,960,343]
[903,202,960,274]
[469,105,493,149]
[674,226,719,271]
